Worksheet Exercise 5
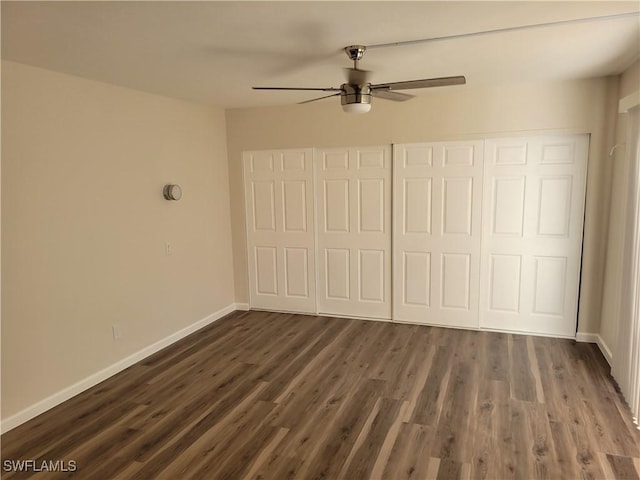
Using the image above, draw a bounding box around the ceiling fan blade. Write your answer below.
[253,86,342,92]
[371,89,414,102]
[345,68,370,86]
[298,93,342,105]
[371,76,466,91]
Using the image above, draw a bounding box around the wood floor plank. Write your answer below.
[526,401,558,479]
[369,400,410,479]
[2,399,143,478]
[125,363,262,465]
[258,318,348,401]
[0,364,151,460]
[509,334,537,402]
[430,360,475,462]
[340,397,403,479]
[369,324,418,382]
[431,330,479,463]
[568,422,608,480]
[384,327,433,401]
[2,310,639,479]
[258,381,369,479]
[263,361,380,478]
[469,379,509,480]
[110,460,144,480]
[272,319,361,405]
[550,419,583,480]
[409,345,454,426]
[402,342,436,423]
[533,336,588,426]
[143,382,270,479]
[382,423,436,480]
[426,457,442,480]
[606,453,640,480]
[297,378,385,480]
[240,427,289,480]
[481,331,509,382]
[186,403,279,480]
[265,325,369,432]
[436,458,462,480]
[509,400,540,479]
[526,336,545,404]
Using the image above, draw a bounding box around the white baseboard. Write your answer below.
[576,332,613,366]
[234,302,250,311]
[1,303,238,434]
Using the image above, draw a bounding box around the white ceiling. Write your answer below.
[2,1,639,109]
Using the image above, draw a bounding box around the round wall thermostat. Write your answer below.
[163,184,182,201]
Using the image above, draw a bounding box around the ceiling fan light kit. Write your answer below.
[342,102,372,114]
[341,83,371,113]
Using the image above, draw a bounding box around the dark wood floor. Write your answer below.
[2,310,640,479]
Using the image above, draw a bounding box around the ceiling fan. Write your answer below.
[253,45,465,114]
[252,11,638,113]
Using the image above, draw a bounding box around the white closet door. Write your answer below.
[393,141,484,328]
[480,135,588,337]
[316,146,392,319]
[243,149,316,313]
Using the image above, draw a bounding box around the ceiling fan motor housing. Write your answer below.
[341,83,371,106]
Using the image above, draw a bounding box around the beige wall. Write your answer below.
[600,59,640,352]
[1,61,235,419]
[226,77,620,335]
[619,59,640,98]
[2,58,627,422]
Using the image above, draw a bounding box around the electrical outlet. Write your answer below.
[165,242,173,256]
[112,324,121,341]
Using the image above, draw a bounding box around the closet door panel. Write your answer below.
[317,146,391,319]
[393,141,483,328]
[244,149,316,313]
[479,135,589,337]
